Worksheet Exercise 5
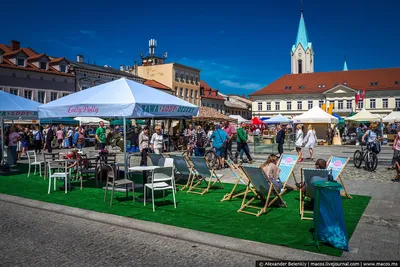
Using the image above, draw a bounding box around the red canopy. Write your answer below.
[252,117,265,125]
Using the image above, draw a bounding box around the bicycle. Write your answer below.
[353,143,378,171]
[182,147,221,170]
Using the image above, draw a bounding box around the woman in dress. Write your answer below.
[295,124,304,162]
[56,127,64,149]
[150,126,165,155]
[303,124,317,161]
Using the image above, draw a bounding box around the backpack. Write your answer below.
[368,131,381,154]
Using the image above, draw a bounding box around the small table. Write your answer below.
[128,166,159,185]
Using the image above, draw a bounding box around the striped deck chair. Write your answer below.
[170,155,195,190]
[326,156,351,198]
[187,156,223,195]
[239,166,286,217]
[300,168,331,220]
[148,153,164,166]
[221,159,251,201]
[277,154,299,191]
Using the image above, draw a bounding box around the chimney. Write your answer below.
[134,61,138,76]
[10,40,20,51]
[77,55,84,63]
[120,65,125,71]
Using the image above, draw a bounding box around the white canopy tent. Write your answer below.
[382,111,400,123]
[74,117,110,126]
[229,115,250,123]
[344,108,381,122]
[38,78,199,178]
[291,106,339,124]
[0,91,41,165]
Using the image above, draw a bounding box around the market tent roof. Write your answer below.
[291,106,339,124]
[192,107,236,122]
[38,78,198,119]
[229,115,250,123]
[344,108,381,122]
[0,90,40,120]
[264,114,290,124]
[382,111,400,123]
[41,118,79,125]
[333,113,345,124]
[252,117,265,125]
[74,117,110,126]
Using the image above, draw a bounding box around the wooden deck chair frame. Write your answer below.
[299,168,331,220]
[276,154,299,191]
[238,166,286,217]
[221,159,250,201]
[187,156,223,195]
[326,156,351,198]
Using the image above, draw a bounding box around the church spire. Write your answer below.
[343,57,348,71]
[293,2,310,52]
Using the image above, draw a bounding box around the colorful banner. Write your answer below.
[140,104,196,114]
[66,106,99,115]
[0,111,38,118]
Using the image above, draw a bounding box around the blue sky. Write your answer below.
[1,0,399,95]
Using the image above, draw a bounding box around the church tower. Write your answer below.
[291,3,314,74]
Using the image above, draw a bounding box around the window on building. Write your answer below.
[297,101,302,110]
[63,93,69,97]
[190,89,193,98]
[275,102,280,111]
[24,90,32,100]
[185,88,188,98]
[180,72,184,80]
[370,99,376,109]
[258,102,262,111]
[382,98,388,108]
[358,100,363,109]
[298,60,302,74]
[319,100,324,108]
[51,92,58,101]
[0,87,4,91]
[287,101,292,110]
[190,75,194,83]
[40,62,47,70]
[175,70,179,80]
[338,100,344,110]
[195,90,198,99]
[17,58,25,66]
[60,65,66,73]
[396,98,400,108]
[212,104,215,108]
[38,91,45,103]
[346,100,352,110]
[180,88,183,97]
[186,74,189,83]
[266,102,271,111]
[195,76,198,84]
[174,87,178,96]
[10,88,18,95]
[308,101,313,110]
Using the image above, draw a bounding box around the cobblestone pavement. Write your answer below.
[0,201,261,267]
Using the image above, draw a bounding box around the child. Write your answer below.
[262,154,283,204]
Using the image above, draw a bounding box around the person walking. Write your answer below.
[295,124,304,162]
[276,124,286,157]
[46,125,54,153]
[150,126,165,154]
[235,122,253,164]
[223,121,236,160]
[304,124,317,161]
[32,125,42,154]
[389,126,400,170]
[7,127,21,166]
[67,127,74,149]
[95,121,107,150]
[139,126,150,166]
[209,124,229,168]
[56,127,64,149]
[193,126,207,156]
[184,124,195,155]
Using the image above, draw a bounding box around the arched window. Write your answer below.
[298,60,303,74]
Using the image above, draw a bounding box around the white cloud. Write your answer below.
[219,80,261,90]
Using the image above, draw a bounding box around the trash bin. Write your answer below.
[311,180,349,251]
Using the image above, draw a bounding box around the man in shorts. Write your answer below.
[209,124,229,168]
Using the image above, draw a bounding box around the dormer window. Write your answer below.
[60,65,66,72]
[17,57,25,67]
[40,62,47,70]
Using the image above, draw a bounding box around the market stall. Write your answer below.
[192,107,236,123]
[382,111,400,123]
[344,108,381,122]
[264,114,290,124]
[74,117,110,126]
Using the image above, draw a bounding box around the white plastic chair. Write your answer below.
[27,151,44,177]
[48,160,71,194]
[144,166,177,212]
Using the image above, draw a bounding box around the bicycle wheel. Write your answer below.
[366,152,378,171]
[205,150,221,170]
[353,150,362,168]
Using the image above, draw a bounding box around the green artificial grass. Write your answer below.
[0,164,370,257]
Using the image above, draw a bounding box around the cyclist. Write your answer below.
[361,122,381,154]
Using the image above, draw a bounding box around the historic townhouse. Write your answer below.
[200,81,225,112]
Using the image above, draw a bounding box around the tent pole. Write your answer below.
[0,118,3,162]
[123,117,127,179]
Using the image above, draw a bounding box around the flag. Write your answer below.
[355,90,360,106]
[361,90,366,100]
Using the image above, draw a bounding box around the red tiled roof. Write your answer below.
[200,80,224,100]
[144,79,171,90]
[200,80,211,89]
[250,68,400,96]
[0,41,74,77]
[49,57,67,64]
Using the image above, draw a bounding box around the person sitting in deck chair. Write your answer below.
[262,154,283,205]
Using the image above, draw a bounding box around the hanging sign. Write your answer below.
[141,104,196,114]
[0,111,38,118]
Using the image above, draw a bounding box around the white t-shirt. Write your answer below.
[150,133,164,148]
[255,129,261,135]
[295,130,304,147]
[365,130,377,143]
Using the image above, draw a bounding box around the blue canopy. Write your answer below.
[333,113,342,119]
[264,114,291,124]
[40,118,79,125]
